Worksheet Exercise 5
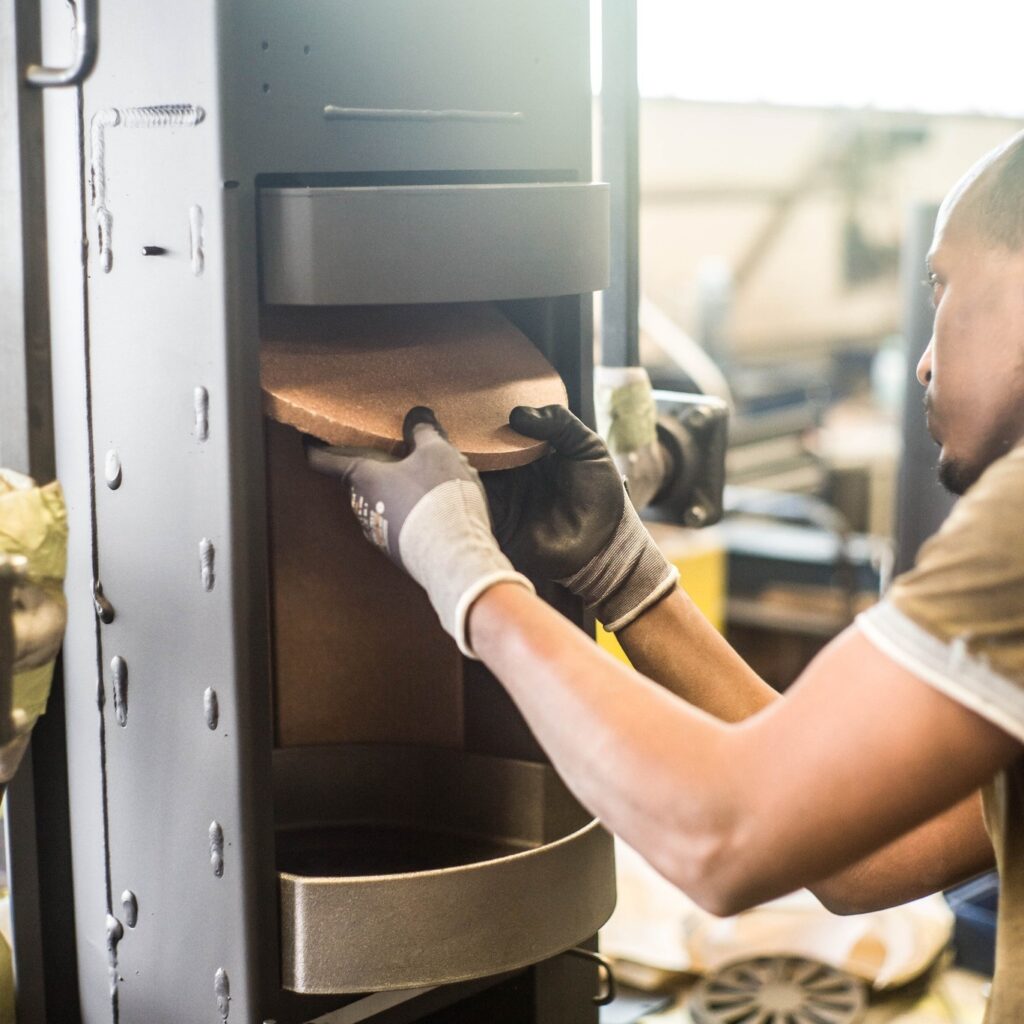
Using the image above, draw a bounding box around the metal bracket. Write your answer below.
[562,947,617,1007]
[26,0,98,87]
[647,391,729,528]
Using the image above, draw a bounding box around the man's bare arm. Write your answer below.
[617,588,778,721]
[812,793,992,914]
[468,584,1014,916]
[613,587,995,910]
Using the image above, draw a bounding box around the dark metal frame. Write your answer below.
[894,204,954,575]
[1,4,70,1022]
[600,0,640,368]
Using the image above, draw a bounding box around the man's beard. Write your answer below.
[926,390,980,495]
[936,437,1015,495]
[936,454,977,496]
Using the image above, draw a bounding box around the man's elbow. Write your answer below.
[653,821,766,919]
[813,889,869,917]
[811,879,898,917]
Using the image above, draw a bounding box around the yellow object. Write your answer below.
[0,470,68,727]
[598,522,726,663]
[0,930,12,1024]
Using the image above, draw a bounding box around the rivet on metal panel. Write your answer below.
[121,890,138,928]
[204,687,220,730]
[199,538,215,591]
[214,968,230,1021]
[104,449,122,489]
[188,205,204,276]
[111,656,128,727]
[105,914,124,999]
[93,581,115,624]
[194,386,210,442]
[209,821,225,877]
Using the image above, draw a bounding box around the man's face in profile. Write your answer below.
[917,219,1024,495]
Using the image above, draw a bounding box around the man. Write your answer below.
[331,132,1024,1019]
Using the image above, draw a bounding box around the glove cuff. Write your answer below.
[560,500,677,632]
[454,569,535,660]
[400,479,535,659]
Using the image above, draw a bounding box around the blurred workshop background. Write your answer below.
[595,0,1024,688]
[593,2,1024,1020]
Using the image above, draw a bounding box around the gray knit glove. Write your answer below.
[485,405,678,632]
[309,407,534,658]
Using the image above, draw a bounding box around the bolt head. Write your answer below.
[684,504,708,528]
[685,407,709,430]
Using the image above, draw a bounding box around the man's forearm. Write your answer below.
[467,584,1014,916]
[617,587,778,722]
[619,589,996,909]
[809,792,993,915]
[469,583,751,913]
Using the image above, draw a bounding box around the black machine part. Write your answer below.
[647,391,729,529]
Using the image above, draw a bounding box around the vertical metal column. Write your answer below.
[0,0,55,480]
[893,203,954,575]
[0,3,56,1021]
[600,0,640,369]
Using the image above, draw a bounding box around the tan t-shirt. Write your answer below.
[858,444,1024,1023]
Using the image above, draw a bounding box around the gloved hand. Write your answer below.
[484,405,678,632]
[311,407,534,658]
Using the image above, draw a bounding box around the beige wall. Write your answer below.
[636,100,1024,358]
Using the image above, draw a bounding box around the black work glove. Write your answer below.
[485,406,678,632]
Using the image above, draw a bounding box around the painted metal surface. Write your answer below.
[39,0,110,1011]
[260,183,610,305]
[600,0,640,369]
[38,1,605,1021]
[275,747,615,994]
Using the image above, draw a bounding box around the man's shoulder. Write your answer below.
[967,443,1024,500]
[855,444,1024,743]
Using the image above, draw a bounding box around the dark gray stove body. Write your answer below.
[26,2,612,1022]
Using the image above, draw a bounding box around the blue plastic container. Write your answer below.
[945,871,998,976]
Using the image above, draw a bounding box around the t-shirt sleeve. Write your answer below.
[857,446,1024,743]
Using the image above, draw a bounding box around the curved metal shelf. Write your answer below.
[274,744,616,994]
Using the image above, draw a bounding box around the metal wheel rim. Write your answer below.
[689,954,868,1024]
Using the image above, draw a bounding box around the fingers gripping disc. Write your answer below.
[261,303,567,470]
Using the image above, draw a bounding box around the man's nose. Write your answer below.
[916,339,933,386]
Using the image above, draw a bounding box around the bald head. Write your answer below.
[939,129,1024,250]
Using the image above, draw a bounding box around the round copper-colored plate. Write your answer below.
[261,303,567,470]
